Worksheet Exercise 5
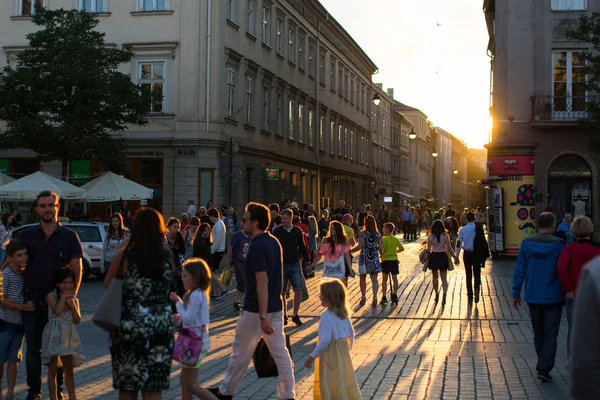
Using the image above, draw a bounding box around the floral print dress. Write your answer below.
[359,231,382,275]
[109,250,175,392]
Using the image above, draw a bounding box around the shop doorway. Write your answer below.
[548,154,592,222]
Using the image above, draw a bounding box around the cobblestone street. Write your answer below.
[11,237,571,399]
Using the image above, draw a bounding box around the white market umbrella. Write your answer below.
[0,171,86,200]
[82,171,153,202]
[0,172,14,187]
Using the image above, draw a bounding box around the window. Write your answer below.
[320,52,326,85]
[227,0,237,22]
[338,125,343,156]
[139,62,166,113]
[262,6,271,45]
[276,18,284,55]
[330,121,335,154]
[262,86,270,131]
[298,104,304,143]
[140,0,168,12]
[245,77,254,123]
[360,132,364,164]
[277,93,283,135]
[298,36,305,70]
[344,128,348,157]
[247,0,255,34]
[551,0,586,10]
[18,0,44,15]
[288,27,296,64]
[227,68,236,118]
[288,100,295,140]
[330,59,336,88]
[350,75,354,104]
[553,50,586,115]
[344,71,349,100]
[338,66,343,92]
[350,130,354,160]
[80,0,104,12]
[320,116,325,150]
[308,44,316,77]
[308,109,314,147]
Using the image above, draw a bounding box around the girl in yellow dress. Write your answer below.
[304,278,362,400]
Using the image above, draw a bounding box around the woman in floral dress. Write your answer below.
[104,208,175,399]
[351,215,382,307]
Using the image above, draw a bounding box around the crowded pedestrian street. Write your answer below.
[7,237,571,400]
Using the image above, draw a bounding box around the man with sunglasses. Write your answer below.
[210,203,295,400]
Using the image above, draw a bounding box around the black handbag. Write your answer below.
[252,334,292,378]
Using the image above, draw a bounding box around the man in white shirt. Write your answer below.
[456,212,479,303]
[208,208,228,298]
[187,200,197,218]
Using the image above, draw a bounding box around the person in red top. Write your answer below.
[557,215,600,358]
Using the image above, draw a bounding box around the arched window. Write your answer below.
[548,155,591,178]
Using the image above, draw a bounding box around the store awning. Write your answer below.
[394,191,415,198]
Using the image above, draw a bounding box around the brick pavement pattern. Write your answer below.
[9,238,572,399]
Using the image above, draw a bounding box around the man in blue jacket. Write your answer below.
[512,212,565,383]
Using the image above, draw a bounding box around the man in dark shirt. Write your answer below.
[268,203,281,231]
[20,191,83,400]
[211,202,295,400]
[444,203,457,219]
[274,210,309,325]
[332,200,349,222]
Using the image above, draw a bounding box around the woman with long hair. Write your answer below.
[193,223,228,299]
[352,215,382,307]
[444,216,459,249]
[101,212,128,275]
[104,208,174,398]
[307,221,352,285]
[307,215,318,264]
[182,217,200,261]
[427,220,458,306]
[166,217,186,298]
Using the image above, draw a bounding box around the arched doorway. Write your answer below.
[548,154,592,221]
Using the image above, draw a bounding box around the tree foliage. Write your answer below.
[567,12,600,136]
[0,8,150,176]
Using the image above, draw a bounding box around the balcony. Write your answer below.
[530,95,599,123]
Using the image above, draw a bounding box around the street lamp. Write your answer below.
[408,128,417,140]
[431,149,438,158]
[453,169,459,175]
[372,93,381,106]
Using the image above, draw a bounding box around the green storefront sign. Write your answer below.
[72,160,91,185]
[0,160,8,174]
[265,168,279,181]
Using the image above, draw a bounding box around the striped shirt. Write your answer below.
[0,268,24,325]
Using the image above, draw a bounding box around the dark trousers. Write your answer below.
[463,251,481,297]
[528,304,562,373]
[24,303,63,400]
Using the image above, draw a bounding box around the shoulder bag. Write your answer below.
[173,326,205,366]
[323,245,346,281]
[93,250,125,332]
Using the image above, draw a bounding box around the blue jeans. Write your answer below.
[565,297,575,359]
[528,304,562,373]
[24,303,63,400]
[282,263,306,292]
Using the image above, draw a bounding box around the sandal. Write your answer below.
[359,297,366,306]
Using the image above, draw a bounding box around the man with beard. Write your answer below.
[20,191,83,400]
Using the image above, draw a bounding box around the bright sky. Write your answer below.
[320,0,491,149]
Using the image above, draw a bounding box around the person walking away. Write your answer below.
[352,215,382,307]
[444,216,459,250]
[379,223,404,305]
[101,213,128,275]
[512,212,565,383]
[557,213,574,243]
[474,207,484,226]
[209,203,295,400]
[461,208,469,227]
[401,205,412,242]
[105,207,175,398]
[193,224,228,300]
[427,220,458,306]
[304,278,361,400]
[169,259,218,400]
[208,208,228,295]
[307,221,351,285]
[20,190,83,400]
[0,239,34,400]
[356,205,367,238]
[166,217,186,299]
[572,195,586,218]
[416,205,423,237]
[443,204,456,219]
[455,212,479,303]
[569,256,600,399]
[187,200,197,220]
[182,217,200,261]
[473,223,490,280]
[273,210,309,326]
[42,269,83,400]
[556,216,600,360]
[226,228,251,311]
[410,207,418,241]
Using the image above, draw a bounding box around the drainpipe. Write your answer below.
[205,0,212,133]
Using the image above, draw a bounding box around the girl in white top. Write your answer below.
[169,259,213,400]
[305,278,362,400]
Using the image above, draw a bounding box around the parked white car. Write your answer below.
[9,221,108,281]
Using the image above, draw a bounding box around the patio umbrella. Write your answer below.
[81,171,153,202]
[0,171,86,200]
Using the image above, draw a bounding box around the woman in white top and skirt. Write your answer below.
[427,220,458,306]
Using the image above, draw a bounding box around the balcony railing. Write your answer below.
[531,96,600,121]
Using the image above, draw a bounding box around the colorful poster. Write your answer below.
[501,176,536,255]
[488,155,535,176]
